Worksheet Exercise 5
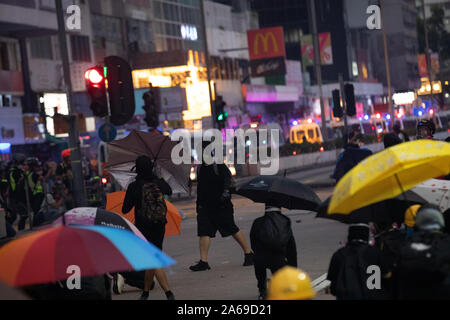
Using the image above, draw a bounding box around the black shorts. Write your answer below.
[197,206,240,238]
[137,221,166,250]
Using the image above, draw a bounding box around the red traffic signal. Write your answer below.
[85,66,108,117]
[85,68,104,86]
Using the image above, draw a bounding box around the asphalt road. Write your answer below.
[113,165,347,300]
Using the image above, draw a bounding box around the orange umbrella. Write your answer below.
[106,191,182,237]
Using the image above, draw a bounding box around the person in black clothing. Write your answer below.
[395,205,450,300]
[190,141,254,272]
[393,122,410,142]
[250,201,297,300]
[383,133,402,149]
[25,159,45,216]
[373,223,405,299]
[23,275,112,300]
[332,132,373,182]
[122,155,175,300]
[8,157,30,231]
[327,224,387,300]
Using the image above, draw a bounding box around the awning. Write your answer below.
[242,84,299,103]
[309,82,384,98]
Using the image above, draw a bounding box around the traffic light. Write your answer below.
[345,84,356,117]
[85,66,108,117]
[105,56,136,126]
[142,85,161,129]
[214,96,227,129]
[332,89,343,118]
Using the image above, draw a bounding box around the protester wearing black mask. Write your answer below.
[122,156,175,301]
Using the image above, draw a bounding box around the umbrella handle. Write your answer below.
[394,174,408,202]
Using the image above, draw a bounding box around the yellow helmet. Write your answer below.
[404,205,421,228]
[267,267,316,300]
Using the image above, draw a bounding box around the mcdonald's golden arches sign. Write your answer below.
[247,27,286,61]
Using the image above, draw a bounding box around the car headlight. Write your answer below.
[190,172,196,180]
[229,166,236,176]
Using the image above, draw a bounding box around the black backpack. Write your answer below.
[256,212,292,253]
[335,245,372,300]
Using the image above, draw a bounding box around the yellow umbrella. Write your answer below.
[328,140,450,215]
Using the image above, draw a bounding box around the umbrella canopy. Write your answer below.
[0,225,175,287]
[328,140,450,215]
[106,191,182,237]
[411,179,450,213]
[317,190,428,225]
[52,207,146,241]
[105,130,190,194]
[235,176,321,211]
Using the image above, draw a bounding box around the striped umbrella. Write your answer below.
[0,225,175,287]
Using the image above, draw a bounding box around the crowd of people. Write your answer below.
[323,118,450,300]
[0,151,105,238]
[1,117,449,301]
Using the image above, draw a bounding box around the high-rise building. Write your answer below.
[417,0,450,33]
[250,0,385,122]
[204,0,257,128]
[0,0,95,148]
[371,0,420,91]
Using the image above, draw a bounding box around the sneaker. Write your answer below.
[113,274,125,295]
[243,252,254,266]
[165,290,175,300]
[189,260,211,272]
[139,291,149,300]
[258,291,267,300]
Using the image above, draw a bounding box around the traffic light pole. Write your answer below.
[421,0,436,111]
[309,0,328,141]
[55,0,87,207]
[379,0,393,129]
[339,73,349,145]
[200,0,216,129]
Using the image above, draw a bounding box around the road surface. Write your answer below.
[113,165,346,300]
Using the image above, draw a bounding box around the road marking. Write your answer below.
[311,273,327,286]
[312,273,330,293]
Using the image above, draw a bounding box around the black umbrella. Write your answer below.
[234,176,321,211]
[316,190,428,225]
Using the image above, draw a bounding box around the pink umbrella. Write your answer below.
[53,207,147,241]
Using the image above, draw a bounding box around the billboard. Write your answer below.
[0,107,25,145]
[247,27,286,77]
[430,53,439,75]
[301,32,333,66]
[418,54,428,77]
[319,33,333,65]
[301,34,314,67]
